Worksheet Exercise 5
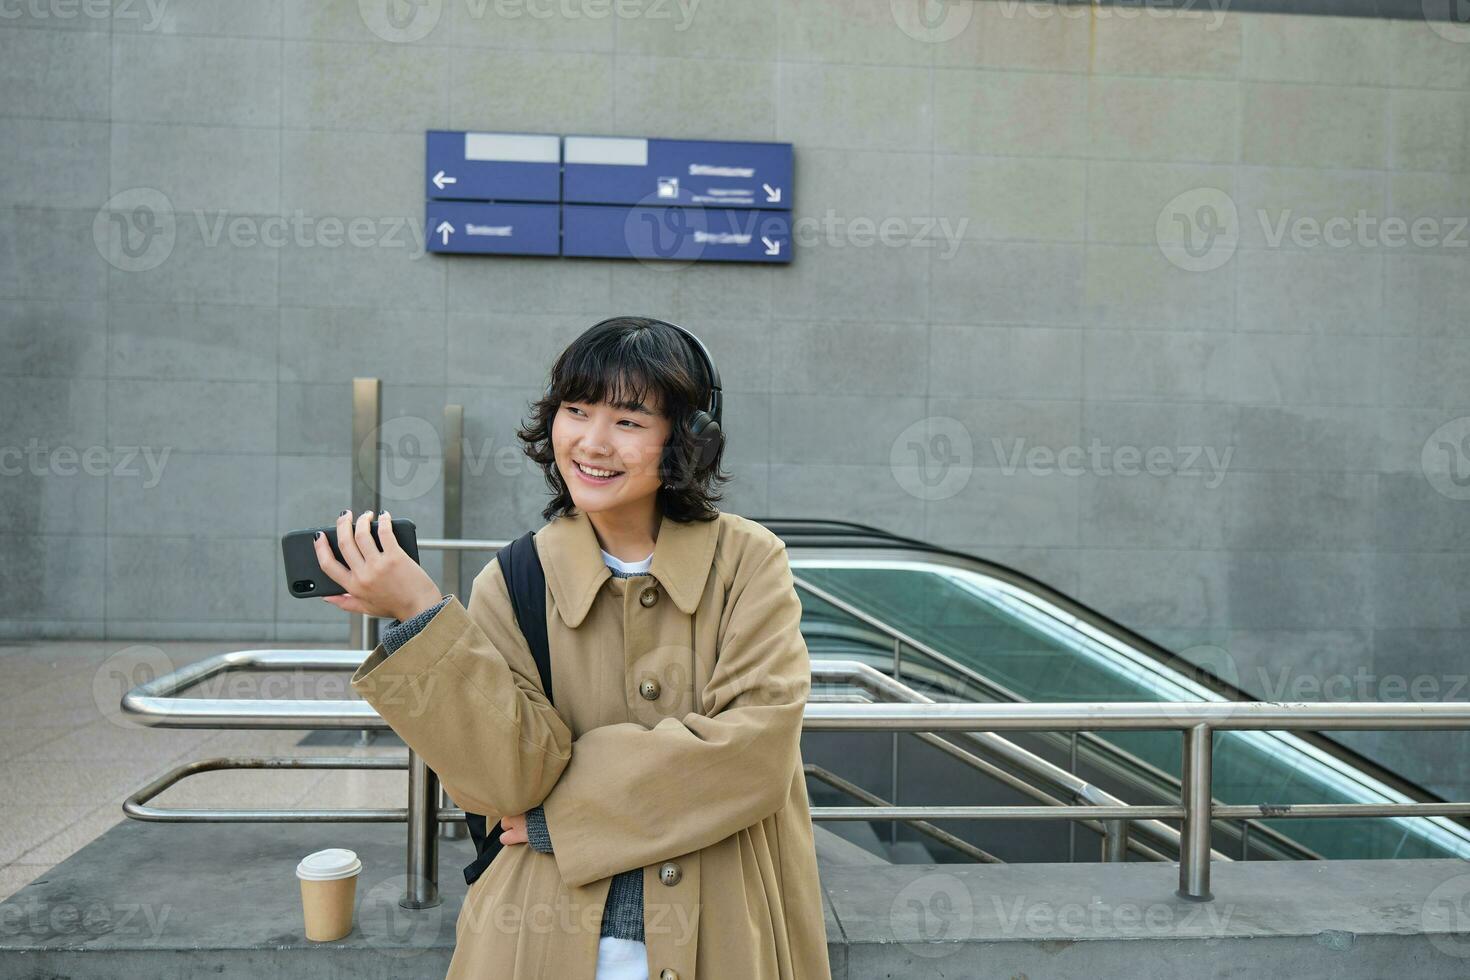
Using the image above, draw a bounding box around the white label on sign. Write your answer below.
[463,133,559,163]
[694,231,752,245]
[565,137,649,166]
[689,163,755,178]
[467,224,513,237]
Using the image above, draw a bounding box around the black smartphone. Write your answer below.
[281,517,420,599]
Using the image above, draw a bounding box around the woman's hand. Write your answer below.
[498,813,528,846]
[314,510,443,622]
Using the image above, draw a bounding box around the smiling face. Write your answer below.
[551,383,674,519]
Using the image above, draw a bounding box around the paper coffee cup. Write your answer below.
[296,847,361,941]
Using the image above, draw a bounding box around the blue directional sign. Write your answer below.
[562,205,791,263]
[426,201,559,256]
[424,130,794,262]
[425,131,560,203]
[563,136,792,211]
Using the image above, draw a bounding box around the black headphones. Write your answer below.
[547,315,725,485]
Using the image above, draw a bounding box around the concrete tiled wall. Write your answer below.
[2,1,1469,789]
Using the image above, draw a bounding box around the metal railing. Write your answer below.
[120,651,1470,906]
[790,572,1313,863]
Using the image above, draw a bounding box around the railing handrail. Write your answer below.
[122,650,1470,730]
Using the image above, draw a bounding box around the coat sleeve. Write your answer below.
[349,558,573,818]
[538,537,811,888]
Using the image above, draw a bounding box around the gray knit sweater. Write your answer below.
[380,563,647,943]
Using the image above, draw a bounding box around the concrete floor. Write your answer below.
[0,637,405,902]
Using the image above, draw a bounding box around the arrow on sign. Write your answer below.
[762,237,781,256]
[433,170,458,190]
[762,183,781,204]
[436,221,454,245]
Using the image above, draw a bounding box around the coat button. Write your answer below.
[660,970,679,980]
[659,861,682,886]
[640,585,659,607]
[639,677,661,701]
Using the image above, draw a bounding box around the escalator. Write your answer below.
[762,518,1470,864]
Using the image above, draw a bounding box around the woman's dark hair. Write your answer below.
[517,316,731,524]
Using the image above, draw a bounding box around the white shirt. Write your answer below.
[599,548,653,576]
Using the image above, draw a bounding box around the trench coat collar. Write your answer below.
[536,508,719,628]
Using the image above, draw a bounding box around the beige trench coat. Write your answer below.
[350,508,832,980]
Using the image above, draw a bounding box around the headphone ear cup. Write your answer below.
[687,411,724,472]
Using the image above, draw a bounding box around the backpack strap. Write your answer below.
[461,529,552,887]
[497,529,553,703]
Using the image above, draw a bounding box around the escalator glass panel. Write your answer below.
[793,559,1470,861]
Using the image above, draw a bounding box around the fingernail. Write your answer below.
[313,531,321,540]
[339,509,348,516]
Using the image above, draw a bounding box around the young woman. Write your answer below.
[318,316,833,980]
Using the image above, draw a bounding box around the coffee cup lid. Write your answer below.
[296,848,362,881]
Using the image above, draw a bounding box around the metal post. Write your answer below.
[439,405,467,843]
[1102,819,1129,862]
[1177,724,1214,900]
[890,637,901,848]
[1240,819,1250,861]
[350,380,381,755]
[349,378,381,654]
[441,405,464,601]
[1068,732,1078,862]
[403,751,442,909]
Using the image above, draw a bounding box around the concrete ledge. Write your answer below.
[4,816,1470,979]
[823,856,1470,980]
